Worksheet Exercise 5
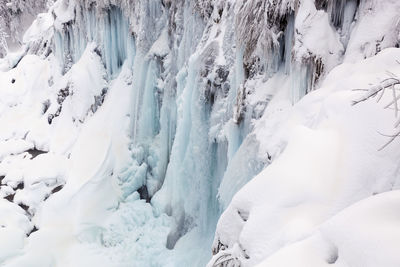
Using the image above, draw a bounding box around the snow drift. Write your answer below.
[0,0,399,266]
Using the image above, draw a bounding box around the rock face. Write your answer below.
[0,0,400,266]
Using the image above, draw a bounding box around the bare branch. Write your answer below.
[351,88,369,91]
[384,93,400,109]
[352,78,400,105]
[392,84,398,117]
[394,114,400,128]
[376,84,386,103]
[378,129,400,151]
[353,71,400,150]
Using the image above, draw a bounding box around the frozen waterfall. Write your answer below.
[0,0,400,266]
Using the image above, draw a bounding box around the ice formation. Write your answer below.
[0,0,399,266]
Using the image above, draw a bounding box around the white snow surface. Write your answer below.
[0,0,400,267]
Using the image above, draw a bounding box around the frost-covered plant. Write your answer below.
[0,0,48,50]
[235,0,295,75]
[208,242,248,267]
[210,253,241,267]
[353,71,400,150]
[0,25,8,57]
[194,0,214,19]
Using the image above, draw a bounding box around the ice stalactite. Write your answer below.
[54,5,135,76]
[328,0,359,30]
[315,0,360,48]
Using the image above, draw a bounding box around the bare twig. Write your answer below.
[353,72,400,150]
[394,114,400,128]
[383,93,400,109]
[377,129,400,151]
[212,252,241,267]
[352,77,400,105]
[392,84,398,117]
[376,84,386,103]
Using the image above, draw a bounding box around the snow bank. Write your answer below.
[210,48,400,266]
[257,190,400,267]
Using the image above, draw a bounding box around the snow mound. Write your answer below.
[210,48,400,266]
[257,190,400,267]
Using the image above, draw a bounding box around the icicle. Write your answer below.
[340,0,358,46]
[291,62,311,104]
[328,0,347,28]
[53,5,133,78]
[283,12,294,75]
[328,0,359,31]
[136,59,161,142]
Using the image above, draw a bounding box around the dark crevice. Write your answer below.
[237,209,249,222]
[4,193,15,202]
[42,100,51,114]
[44,184,65,201]
[14,182,24,191]
[138,185,151,203]
[27,226,39,237]
[315,0,328,10]
[10,52,25,69]
[18,202,30,214]
[27,148,47,159]
[51,184,64,194]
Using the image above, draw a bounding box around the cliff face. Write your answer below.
[0,0,399,266]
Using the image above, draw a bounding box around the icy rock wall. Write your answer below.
[51,0,221,246]
[51,0,224,259]
[49,0,400,257]
[43,0,278,262]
